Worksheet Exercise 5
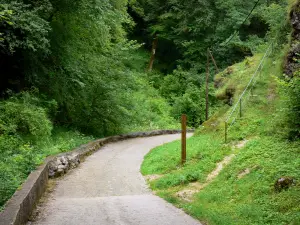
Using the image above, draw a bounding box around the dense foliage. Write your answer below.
[0,0,177,208]
[129,0,287,67]
[128,0,288,125]
[0,0,298,210]
[0,0,290,130]
[0,0,176,135]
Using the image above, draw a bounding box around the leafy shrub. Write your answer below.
[0,127,92,208]
[171,85,209,127]
[288,76,300,139]
[278,76,300,139]
[0,92,53,139]
[160,74,186,101]
[0,1,51,54]
[120,72,178,132]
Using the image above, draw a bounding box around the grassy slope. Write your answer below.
[141,47,300,224]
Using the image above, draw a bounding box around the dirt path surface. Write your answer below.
[29,134,201,225]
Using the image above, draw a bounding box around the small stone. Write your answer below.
[60,156,68,166]
[56,169,64,176]
[48,161,57,171]
[57,164,66,169]
[57,164,67,172]
[67,154,80,169]
[49,171,55,178]
[56,165,67,176]
[56,158,62,165]
[274,177,295,192]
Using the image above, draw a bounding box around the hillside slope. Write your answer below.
[141,7,300,223]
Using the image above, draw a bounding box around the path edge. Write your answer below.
[0,129,193,225]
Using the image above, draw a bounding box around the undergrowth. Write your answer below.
[0,128,93,209]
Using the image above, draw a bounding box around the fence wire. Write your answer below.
[225,42,273,141]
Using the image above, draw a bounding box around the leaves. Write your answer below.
[0,1,51,54]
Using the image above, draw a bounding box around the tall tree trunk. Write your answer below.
[208,49,220,74]
[147,35,158,72]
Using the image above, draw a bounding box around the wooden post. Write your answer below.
[181,114,187,165]
[208,49,220,74]
[225,121,228,143]
[147,35,158,72]
[240,99,242,118]
[206,49,210,121]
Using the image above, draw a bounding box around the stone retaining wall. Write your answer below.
[0,130,193,225]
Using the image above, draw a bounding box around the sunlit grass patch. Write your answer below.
[141,134,231,189]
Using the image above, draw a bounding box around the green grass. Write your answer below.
[215,53,263,103]
[182,137,300,225]
[141,46,300,224]
[0,127,93,209]
[141,134,231,189]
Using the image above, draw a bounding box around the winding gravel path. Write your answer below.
[29,134,201,225]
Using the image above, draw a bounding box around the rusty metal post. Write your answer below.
[181,114,187,165]
[225,121,228,143]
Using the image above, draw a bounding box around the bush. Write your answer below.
[160,74,186,102]
[0,126,92,208]
[0,92,53,140]
[288,76,300,139]
[278,76,300,139]
[171,85,208,127]
[120,72,178,132]
[0,1,51,54]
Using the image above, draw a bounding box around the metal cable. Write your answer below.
[222,0,261,46]
[226,43,273,124]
